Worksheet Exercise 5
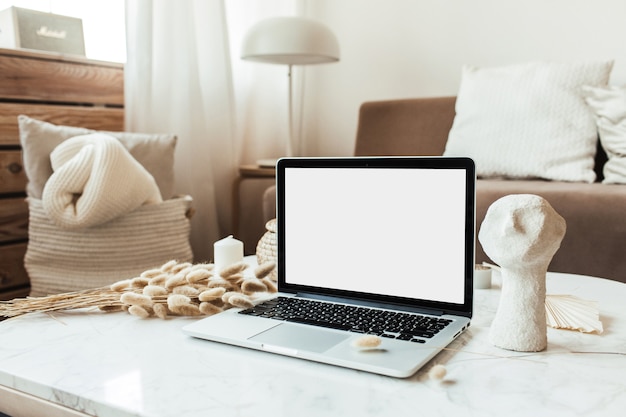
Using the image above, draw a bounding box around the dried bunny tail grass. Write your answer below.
[186,268,212,283]
[143,285,168,297]
[140,268,164,279]
[261,278,277,293]
[221,291,240,304]
[219,261,248,278]
[153,303,169,319]
[241,279,267,294]
[99,305,124,312]
[351,335,382,349]
[428,364,447,381]
[171,262,193,274]
[167,294,191,310]
[120,292,153,308]
[254,262,276,279]
[128,305,152,318]
[173,285,200,297]
[170,304,203,316]
[190,263,215,271]
[165,272,187,289]
[199,302,223,315]
[227,294,254,309]
[148,274,168,286]
[0,260,279,320]
[207,277,235,290]
[199,288,226,302]
[160,260,179,273]
[131,277,150,288]
[190,284,209,293]
[222,273,244,284]
[110,279,131,292]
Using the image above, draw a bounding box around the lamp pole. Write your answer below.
[287,64,294,157]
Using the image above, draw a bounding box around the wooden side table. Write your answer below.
[232,164,276,238]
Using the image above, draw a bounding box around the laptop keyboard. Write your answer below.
[238,296,452,343]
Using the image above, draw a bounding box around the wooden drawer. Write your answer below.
[0,197,28,243]
[0,52,123,106]
[0,150,26,193]
[0,102,124,146]
[0,242,29,297]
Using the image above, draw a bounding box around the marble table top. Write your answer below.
[0,271,624,417]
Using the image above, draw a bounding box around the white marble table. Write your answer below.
[0,271,625,417]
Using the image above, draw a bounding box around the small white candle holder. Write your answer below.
[474,264,492,289]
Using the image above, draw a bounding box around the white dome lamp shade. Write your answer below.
[241,17,340,65]
[241,17,340,159]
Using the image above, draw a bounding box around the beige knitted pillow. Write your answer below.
[25,196,194,296]
[18,115,177,200]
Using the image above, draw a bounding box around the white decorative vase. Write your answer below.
[479,194,566,352]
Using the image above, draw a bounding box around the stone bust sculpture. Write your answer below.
[478,194,566,352]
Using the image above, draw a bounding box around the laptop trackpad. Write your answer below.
[250,323,349,353]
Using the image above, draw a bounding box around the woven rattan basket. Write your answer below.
[256,218,277,281]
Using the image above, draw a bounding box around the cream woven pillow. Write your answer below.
[26,196,194,296]
[444,61,613,182]
[582,85,626,184]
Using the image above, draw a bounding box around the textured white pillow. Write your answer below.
[582,85,626,184]
[444,61,613,182]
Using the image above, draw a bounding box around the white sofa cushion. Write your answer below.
[582,85,626,184]
[444,61,613,182]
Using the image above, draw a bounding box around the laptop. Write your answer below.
[183,156,475,378]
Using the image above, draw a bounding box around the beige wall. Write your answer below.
[301,0,626,156]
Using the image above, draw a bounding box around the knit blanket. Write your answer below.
[42,133,163,229]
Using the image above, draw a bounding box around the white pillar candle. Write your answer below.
[214,235,244,273]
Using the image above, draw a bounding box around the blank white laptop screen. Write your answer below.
[283,166,467,305]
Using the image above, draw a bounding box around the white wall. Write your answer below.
[302,0,626,156]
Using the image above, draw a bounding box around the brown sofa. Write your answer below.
[264,96,626,283]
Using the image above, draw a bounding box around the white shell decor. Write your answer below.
[545,294,603,334]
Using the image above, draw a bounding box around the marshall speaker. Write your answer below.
[0,7,85,56]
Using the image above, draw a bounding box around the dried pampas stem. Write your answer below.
[241,279,267,294]
[227,294,254,309]
[220,261,248,278]
[148,274,168,286]
[0,259,276,320]
[120,292,153,308]
[111,280,131,292]
[351,335,382,349]
[140,268,163,279]
[428,364,447,381]
[128,305,151,319]
[199,288,226,302]
[254,262,276,279]
[131,277,150,288]
[186,269,212,283]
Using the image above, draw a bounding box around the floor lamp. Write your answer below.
[241,17,340,161]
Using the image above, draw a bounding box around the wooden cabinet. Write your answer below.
[0,48,124,300]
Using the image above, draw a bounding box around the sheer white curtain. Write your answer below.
[125,0,302,261]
